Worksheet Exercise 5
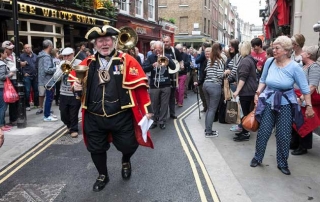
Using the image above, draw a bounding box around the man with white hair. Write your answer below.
[55,47,82,138]
[71,25,154,192]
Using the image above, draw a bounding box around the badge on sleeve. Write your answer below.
[129,67,139,76]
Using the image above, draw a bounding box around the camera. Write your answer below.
[313,21,320,32]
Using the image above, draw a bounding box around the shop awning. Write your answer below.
[175,35,213,43]
[266,4,277,25]
[277,0,289,26]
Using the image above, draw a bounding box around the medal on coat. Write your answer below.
[98,56,112,84]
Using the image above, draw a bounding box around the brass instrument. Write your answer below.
[72,65,89,99]
[154,43,169,88]
[44,50,81,90]
[98,26,138,85]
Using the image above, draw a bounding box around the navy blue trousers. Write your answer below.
[254,103,292,168]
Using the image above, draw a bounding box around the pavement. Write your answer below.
[0,105,65,171]
[1,95,320,201]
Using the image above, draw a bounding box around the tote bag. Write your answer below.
[3,78,19,103]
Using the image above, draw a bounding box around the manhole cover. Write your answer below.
[0,184,65,202]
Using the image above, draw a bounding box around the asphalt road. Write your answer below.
[0,90,215,202]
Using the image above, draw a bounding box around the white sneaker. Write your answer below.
[26,107,31,111]
[43,116,58,122]
[50,113,57,118]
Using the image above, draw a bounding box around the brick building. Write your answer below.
[158,0,216,48]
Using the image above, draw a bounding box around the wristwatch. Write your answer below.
[306,104,312,108]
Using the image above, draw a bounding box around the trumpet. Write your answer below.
[44,51,81,90]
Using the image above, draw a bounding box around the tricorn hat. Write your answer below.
[85,25,120,40]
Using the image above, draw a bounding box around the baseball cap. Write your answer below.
[2,41,14,49]
[60,47,74,55]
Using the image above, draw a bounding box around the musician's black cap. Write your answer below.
[85,25,120,40]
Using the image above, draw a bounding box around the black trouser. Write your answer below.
[239,96,254,133]
[55,81,61,103]
[9,79,18,123]
[59,95,81,133]
[84,109,139,154]
[291,129,313,150]
[169,87,176,116]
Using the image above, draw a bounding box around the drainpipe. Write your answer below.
[293,0,302,34]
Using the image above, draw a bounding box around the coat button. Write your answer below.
[126,91,128,94]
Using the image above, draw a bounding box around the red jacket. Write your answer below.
[70,53,154,148]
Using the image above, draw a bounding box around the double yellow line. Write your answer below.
[174,103,220,202]
[0,125,71,184]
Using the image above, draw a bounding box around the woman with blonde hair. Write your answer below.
[291,34,305,66]
[251,36,314,175]
[228,41,258,141]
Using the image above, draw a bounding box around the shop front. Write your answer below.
[0,0,115,52]
[116,14,162,56]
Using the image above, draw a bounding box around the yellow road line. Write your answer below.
[0,126,67,177]
[0,128,69,184]
[179,105,220,202]
[174,118,207,202]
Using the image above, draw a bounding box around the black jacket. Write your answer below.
[142,53,176,89]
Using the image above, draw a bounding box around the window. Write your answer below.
[179,17,188,33]
[208,20,210,35]
[148,0,155,20]
[204,18,206,34]
[135,0,143,18]
[120,1,129,14]
[7,19,64,49]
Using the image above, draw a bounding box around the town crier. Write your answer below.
[71,25,154,192]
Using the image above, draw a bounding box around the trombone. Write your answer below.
[44,50,80,90]
[154,44,169,88]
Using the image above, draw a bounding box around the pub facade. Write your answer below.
[0,0,116,53]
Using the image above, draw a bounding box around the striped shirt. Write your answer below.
[227,53,242,83]
[204,59,224,85]
[305,63,320,87]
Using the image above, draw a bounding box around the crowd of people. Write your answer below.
[0,27,319,179]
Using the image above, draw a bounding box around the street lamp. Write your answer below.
[223,28,227,47]
[12,0,27,128]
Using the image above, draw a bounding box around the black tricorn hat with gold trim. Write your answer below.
[85,25,120,40]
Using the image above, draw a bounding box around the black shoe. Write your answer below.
[250,158,260,167]
[291,147,308,155]
[205,131,219,138]
[122,162,131,180]
[36,109,43,115]
[159,124,166,129]
[93,174,110,192]
[201,109,207,113]
[277,166,291,175]
[170,115,177,119]
[149,123,157,129]
[235,131,250,137]
[233,134,250,142]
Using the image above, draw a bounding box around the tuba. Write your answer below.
[98,26,138,85]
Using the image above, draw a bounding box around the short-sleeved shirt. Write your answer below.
[304,63,320,87]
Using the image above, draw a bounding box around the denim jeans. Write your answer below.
[0,88,8,127]
[44,87,55,118]
[23,76,39,107]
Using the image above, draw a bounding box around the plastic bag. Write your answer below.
[3,78,19,103]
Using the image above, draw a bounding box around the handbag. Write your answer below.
[225,100,239,124]
[242,107,259,132]
[223,78,231,101]
[3,78,19,103]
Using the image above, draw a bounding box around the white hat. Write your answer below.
[2,41,14,49]
[61,47,74,55]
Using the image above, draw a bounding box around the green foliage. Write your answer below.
[168,18,176,24]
